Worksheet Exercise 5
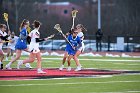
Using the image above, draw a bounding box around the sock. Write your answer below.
[20,61,23,65]
[7,62,12,66]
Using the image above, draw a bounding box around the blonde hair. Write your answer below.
[77,24,87,32]
[19,19,29,31]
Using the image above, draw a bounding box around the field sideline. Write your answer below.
[0,56,140,93]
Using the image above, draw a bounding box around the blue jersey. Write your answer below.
[66,34,81,55]
[15,28,28,50]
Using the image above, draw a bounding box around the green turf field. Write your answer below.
[0,56,140,93]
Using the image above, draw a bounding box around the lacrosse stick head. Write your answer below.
[72,10,78,18]
[54,24,62,33]
[3,13,8,22]
[27,26,31,34]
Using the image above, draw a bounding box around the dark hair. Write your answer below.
[0,24,7,29]
[19,19,29,31]
[32,20,41,28]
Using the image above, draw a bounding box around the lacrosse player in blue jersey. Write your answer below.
[6,19,32,69]
[66,29,82,71]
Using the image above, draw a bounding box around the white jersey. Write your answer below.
[77,32,84,40]
[0,30,7,49]
[77,32,84,52]
[28,28,40,53]
[8,36,19,50]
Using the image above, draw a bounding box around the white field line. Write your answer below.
[126,64,140,65]
[112,63,125,64]
[112,63,140,65]
[0,80,140,87]
[89,91,140,93]
[42,58,140,62]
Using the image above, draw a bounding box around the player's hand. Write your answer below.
[10,40,14,43]
[62,34,66,38]
[44,38,48,41]
[0,41,5,43]
[72,46,76,50]
[66,32,69,36]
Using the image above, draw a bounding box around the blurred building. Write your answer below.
[0,0,140,40]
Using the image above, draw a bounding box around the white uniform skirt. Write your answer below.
[78,41,85,52]
[8,45,16,51]
[29,44,40,53]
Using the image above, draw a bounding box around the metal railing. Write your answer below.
[38,35,140,52]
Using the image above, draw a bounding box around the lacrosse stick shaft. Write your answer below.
[47,34,55,39]
[54,24,75,49]
[6,21,10,31]
[72,17,75,29]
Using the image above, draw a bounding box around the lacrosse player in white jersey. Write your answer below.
[0,24,10,69]
[74,24,87,71]
[5,32,18,61]
[17,20,54,74]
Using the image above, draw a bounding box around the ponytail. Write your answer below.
[78,24,87,32]
[19,19,29,31]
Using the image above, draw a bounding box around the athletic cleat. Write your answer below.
[59,65,64,71]
[75,66,82,71]
[5,64,12,70]
[25,63,32,69]
[67,66,71,71]
[37,69,46,74]
[17,60,23,69]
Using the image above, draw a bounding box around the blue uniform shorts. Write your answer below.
[15,40,27,50]
[67,49,76,55]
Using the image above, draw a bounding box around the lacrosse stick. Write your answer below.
[3,13,10,31]
[4,40,11,43]
[47,34,55,39]
[44,34,55,41]
[71,10,78,29]
[54,24,75,49]
[27,26,31,34]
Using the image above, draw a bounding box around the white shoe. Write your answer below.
[17,61,23,69]
[67,66,71,71]
[25,63,32,69]
[5,64,12,70]
[75,66,82,71]
[37,69,46,74]
[59,65,64,71]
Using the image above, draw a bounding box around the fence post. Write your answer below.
[126,36,129,52]
[107,36,110,51]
